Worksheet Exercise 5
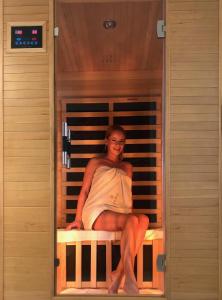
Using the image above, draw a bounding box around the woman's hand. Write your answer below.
[66,219,83,230]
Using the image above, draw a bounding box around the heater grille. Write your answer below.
[58,96,162,229]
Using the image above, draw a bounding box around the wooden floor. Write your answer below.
[60,288,164,295]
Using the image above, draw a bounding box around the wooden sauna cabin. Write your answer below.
[55,0,165,295]
[0,0,222,300]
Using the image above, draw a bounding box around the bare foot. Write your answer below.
[108,271,122,294]
[123,283,139,295]
[123,278,139,295]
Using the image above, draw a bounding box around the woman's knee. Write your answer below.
[138,214,149,229]
[126,214,139,226]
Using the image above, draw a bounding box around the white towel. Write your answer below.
[82,165,132,229]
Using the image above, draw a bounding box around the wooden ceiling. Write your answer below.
[55,0,163,97]
[56,0,163,72]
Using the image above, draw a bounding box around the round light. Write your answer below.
[103,20,117,30]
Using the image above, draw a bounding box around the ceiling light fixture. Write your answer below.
[103,19,117,30]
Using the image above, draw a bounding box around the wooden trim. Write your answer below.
[53,296,166,300]
[57,0,162,3]
[0,0,3,299]
[219,0,222,298]
[49,0,55,297]
[62,96,161,104]
[58,70,162,81]
[68,125,161,131]
[91,241,97,288]
[106,241,112,286]
[56,243,67,294]
[76,241,82,288]
[70,139,162,145]
[164,0,170,297]
[64,111,161,117]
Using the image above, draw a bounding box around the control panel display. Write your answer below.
[11,26,43,48]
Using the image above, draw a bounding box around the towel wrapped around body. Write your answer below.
[82,165,132,230]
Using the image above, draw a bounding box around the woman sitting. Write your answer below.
[66,125,149,294]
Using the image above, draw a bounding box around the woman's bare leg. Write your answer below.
[93,211,149,294]
[121,215,139,294]
[110,214,149,292]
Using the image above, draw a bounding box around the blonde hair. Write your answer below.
[105,125,126,140]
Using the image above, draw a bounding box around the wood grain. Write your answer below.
[0,0,3,299]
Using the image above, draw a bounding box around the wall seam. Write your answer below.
[219,0,222,299]
[0,0,3,299]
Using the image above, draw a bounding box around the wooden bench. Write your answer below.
[56,229,164,293]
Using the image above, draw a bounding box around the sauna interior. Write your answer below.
[55,0,165,295]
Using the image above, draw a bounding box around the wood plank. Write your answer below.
[76,242,82,288]
[171,121,218,131]
[4,121,49,132]
[4,232,50,257]
[5,189,50,207]
[62,96,161,104]
[172,164,218,173]
[58,70,162,81]
[70,152,162,158]
[171,105,218,114]
[4,64,48,73]
[64,111,160,117]
[65,166,162,173]
[219,1,222,299]
[4,5,48,14]
[171,71,218,81]
[56,243,66,293]
[172,139,218,148]
[4,81,49,90]
[4,14,49,22]
[171,79,217,88]
[4,207,49,232]
[90,241,97,288]
[4,98,50,107]
[171,87,218,97]
[70,139,162,145]
[172,113,218,122]
[68,124,161,131]
[0,0,3,299]
[64,181,161,187]
[4,56,48,65]
[106,241,111,287]
[172,130,218,139]
[5,257,50,292]
[171,147,218,156]
[168,1,218,11]
[63,194,162,201]
[137,243,143,288]
[4,89,49,99]
[5,0,48,6]
[4,73,49,82]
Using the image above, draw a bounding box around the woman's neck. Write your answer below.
[105,153,120,164]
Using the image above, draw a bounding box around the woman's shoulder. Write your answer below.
[87,157,105,169]
[121,160,132,169]
[121,161,133,177]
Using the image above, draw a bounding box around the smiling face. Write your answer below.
[106,130,126,158]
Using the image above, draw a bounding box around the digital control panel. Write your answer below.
[11,26,43,49]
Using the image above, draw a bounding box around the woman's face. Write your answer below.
[106,130,126,157]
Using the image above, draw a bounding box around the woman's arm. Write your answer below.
[66,158,98,230]
[123,161,133,179]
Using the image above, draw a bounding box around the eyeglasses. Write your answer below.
[109,138,125,146]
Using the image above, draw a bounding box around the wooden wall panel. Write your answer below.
[0,0,3,299]
[2,1,53,300]
[167,0,220,299]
